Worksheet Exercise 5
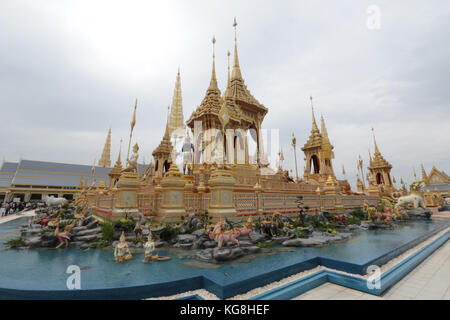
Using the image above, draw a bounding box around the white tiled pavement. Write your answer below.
[293,239,450,300]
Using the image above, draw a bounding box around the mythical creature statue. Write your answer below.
[114,231,133,262]
[122,143,139,173]
[226,216,254,241]
[394,180,426,210]
[208,218,240,251]
[43,195,67,208]
[54,219,76,249]
[259,212,280,237]
[363,200,377,220]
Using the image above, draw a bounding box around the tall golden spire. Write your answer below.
[421,164,429,184]
[320,113,329,139]
[168,68,185,137]
[116,139,122,167]
[231,17,243,81]
[227,50,231,88]
[371,127,380,155]
[310,96,320,134]
[209,36,218,90]
[98,127,111,167]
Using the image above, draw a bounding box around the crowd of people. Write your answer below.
[0,201,36,217]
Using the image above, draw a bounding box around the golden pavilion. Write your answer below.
[81,20,381,223]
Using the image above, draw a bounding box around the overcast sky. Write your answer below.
[1,0,449,188]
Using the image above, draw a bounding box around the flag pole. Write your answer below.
[127,98,138,161]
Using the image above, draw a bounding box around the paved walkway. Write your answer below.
[293,239,450,300]
[0,210,35,225]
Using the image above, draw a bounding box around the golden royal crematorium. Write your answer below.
[81,24,382,223]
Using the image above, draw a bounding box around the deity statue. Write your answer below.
[142,231,156,263]
[122,143,139,173]
[182,133,194,175]
[134,220,142,239]
[114,231,133,262]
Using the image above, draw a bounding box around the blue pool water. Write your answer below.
[0,217,448,299]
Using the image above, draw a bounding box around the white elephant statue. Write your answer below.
[43,195,68,208]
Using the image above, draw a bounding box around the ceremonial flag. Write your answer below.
[131,98,137,131]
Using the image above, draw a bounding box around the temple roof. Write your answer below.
[187,24,266,128]
[368,131,392,169]
[302,98,325,150]
[152,121,173,157]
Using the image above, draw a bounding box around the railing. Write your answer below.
[184,193,210,215]
[234,193,257,215]
[261,193,299,215]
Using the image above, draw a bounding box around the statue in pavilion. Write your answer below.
[121,143,139,173]
[182,133,194,175]
[114,231,133,262]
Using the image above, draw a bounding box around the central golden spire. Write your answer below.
[209,36,218,90]
[231,17,243,81]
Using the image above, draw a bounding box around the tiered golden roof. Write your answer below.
[187,20,267,129]
[152,121,173,157]
[368,130,392,170]
[227,30,267,113]
[302,97,328,150]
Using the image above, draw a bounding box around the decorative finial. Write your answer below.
[309,96,318,132]
[371,127,380,154]
[208,35,218,89]
[231,17,242,80]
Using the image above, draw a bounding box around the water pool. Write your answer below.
[0,217,448,299]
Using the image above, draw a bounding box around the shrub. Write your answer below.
[296,230,306,238]
[5,238,26,248]
[113,219,135,232]
[347,215,361,225]
[88,240,110,249]
[102,221,114,242]
[257,241,277,248]
[352,207,367,220]
[160,224,180,241]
